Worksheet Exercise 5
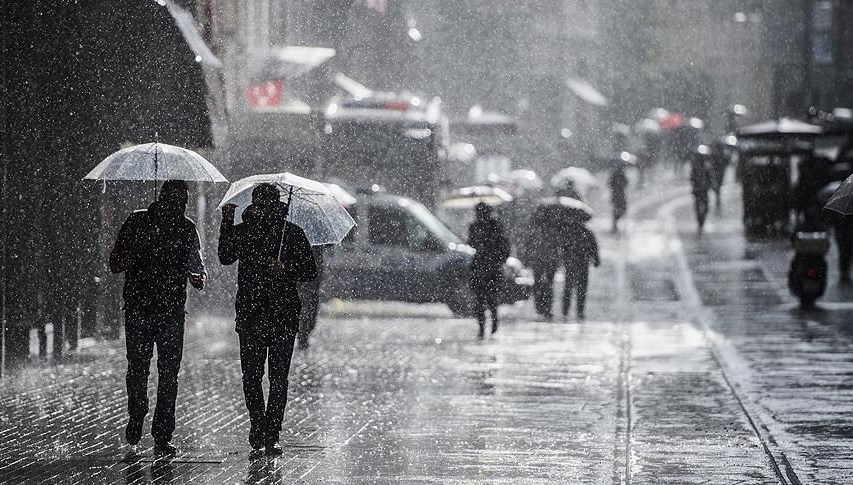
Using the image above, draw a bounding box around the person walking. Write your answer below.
[559,220,600,319]
[468,203,510,338]
[109,180,206,455]
[218,183,318,457]
[527,203,561,319]
[690,146,712,235]
[609,164,629,233]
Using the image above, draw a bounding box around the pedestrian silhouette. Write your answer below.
[709,139,729,211]
[468,203,510,338]
[690,146,712,235]
[297,245,328,349]
[559,220,600,319]
[218,183,318,457]
[527,203,562,319]
[609,164,628,233]
[109,180,206,455]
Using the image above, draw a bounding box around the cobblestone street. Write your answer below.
[2,174,853,483]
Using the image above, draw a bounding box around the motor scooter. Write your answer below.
[788,230,830,308]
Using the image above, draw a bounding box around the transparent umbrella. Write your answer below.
[84,142,227,183]
[217,172,355,246]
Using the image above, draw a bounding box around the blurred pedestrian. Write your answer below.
[218,183,318,457]
[297,245,328,349]
[526,204,561,319]
[468,203,510,338]
[560,220,600,319]
[109,180,206,455]
[690,145,712,235]
[709,139,729,211]
[834,222,853,285]
[609,164,629,233]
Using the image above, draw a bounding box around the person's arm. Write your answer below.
[109,214,137,273]
[218,204,239,266]
[188,225,207,290]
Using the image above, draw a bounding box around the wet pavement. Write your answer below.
[2,169,852,483]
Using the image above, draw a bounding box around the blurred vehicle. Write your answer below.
[322,87,447,205]
[322,190,533,316]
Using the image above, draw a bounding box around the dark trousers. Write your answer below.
[533,265,557,317]
[471,273,500,330]
[562,264,589,317]
[125,311,185,444]
[239,324,298,448]
[835,227,853,278]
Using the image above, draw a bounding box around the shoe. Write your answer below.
[491,322,498,334]
[153,442,177,456]
[125,416,144,446]
[249,446,266,459]
[577,312,586,320]
[265,443,283,457]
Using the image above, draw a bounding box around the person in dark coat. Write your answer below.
[690,147,712,235]
[218,184,318,456]
[526,204,562,320]
[109,180,206,455]
[468,203,510,338]
[609,165,628,233]
[560,220,600,319]
[709,140,729,211]
[297,245,328,349]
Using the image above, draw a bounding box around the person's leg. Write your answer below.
[239,334,268,449]
[542,266,556,318]
[577,267,589,319]
[151,313,185,449]
[124,311,156,445]
[562,264,575,316]
[473,285,486,338]
[265,326,298,449]
[532,268,547,316]
[487,276,500,333]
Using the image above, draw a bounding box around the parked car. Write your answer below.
[322,190,533,316]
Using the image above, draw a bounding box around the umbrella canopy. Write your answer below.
[537,196,594,223]
[736,117,823,139]
[439,186,514,209]
[550,167,598,191]
[823,174,853,220]
[818,181,841,207]
[218,172,355,246]
[505,169,544,191]
[566,77,609,107]
[323,182,357,208]
[84,142,227,183]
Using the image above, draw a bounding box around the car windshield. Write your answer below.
[404,201,463,245]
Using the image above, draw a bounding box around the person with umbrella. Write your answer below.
[559,218,600,320]
[468,203,511,338]
[218,183,319,456]
[109,180,207,455]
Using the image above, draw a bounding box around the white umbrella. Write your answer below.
[439,186,514,209]
[218,173,355,246]
[84,142,227,183]
[550,167,598,191]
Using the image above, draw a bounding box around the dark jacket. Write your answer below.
[468,219,510,279]
[218,203,318,335]
[109,201,206,315]
[560,222,600,268]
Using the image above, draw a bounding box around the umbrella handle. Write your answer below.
[277,186,294,261]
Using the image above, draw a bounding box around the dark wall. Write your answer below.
[1,1,211,371]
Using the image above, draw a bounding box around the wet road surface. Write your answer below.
[1,169,852,483]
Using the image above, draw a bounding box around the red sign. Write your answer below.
[247,80,284,108]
